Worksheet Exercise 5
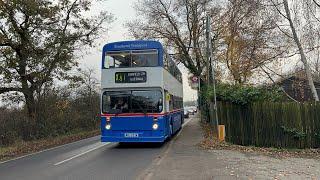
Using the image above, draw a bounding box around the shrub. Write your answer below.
[204,83,286,105]
[0,88,100,147]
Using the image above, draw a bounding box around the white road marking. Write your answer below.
[0,136,100,165]
[176,118,192,138]
[2,117,194,166]
[54,142,110,166]
[182,118,192,128]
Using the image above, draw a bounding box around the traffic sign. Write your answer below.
[191,76,198,83]
[189,75,199,90]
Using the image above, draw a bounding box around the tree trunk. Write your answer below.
[24,90,37,120]
[283,0,319,101]
[22,89,37,139]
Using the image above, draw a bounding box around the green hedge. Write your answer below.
[204,84,286,105]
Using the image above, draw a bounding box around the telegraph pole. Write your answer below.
[211,31,219,130]
[206,15,210,85]
[206,14,219,135]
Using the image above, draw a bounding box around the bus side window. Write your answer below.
[169,95,174,111]
[105,56,114,68]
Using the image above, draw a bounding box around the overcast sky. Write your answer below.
[79,0,198,102]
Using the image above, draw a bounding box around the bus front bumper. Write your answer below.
[101,135,166,143]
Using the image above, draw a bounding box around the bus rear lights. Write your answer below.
[105,124,111,130]
[152,123,158,130]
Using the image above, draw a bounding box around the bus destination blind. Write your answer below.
[115,71,147,83]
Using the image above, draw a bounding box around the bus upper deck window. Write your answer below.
[132,50,158,67]
[105,51,130,68]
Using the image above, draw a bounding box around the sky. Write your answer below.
[79,0,198,102]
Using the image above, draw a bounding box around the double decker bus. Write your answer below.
[100,40,184,142]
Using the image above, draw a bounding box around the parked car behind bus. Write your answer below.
[184,109,190,118]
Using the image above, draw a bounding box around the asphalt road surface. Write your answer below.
[0,117,194,180]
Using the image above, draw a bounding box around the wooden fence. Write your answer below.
[208,102,320,148]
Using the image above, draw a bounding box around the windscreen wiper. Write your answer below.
[134,101,147,115]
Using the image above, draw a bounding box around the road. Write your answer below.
[0,116,194,180]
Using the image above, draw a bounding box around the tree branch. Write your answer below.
[0,87,22,94]
[260,66,299,102]
[313,0,320,8]
[270,0,288,20]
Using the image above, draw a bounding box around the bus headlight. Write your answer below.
[152,123,158,130]
[105,124,111,130]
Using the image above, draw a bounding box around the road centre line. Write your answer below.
[54,142,110,166]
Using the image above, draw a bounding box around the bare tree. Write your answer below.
[0,0,113,118]
[127,0,284,85]
[269,0,319,101]
[126,0,217,79]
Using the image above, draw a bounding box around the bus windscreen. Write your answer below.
[102,90,163,114]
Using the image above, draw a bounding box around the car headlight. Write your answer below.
[105,124,111,130]
[152,123,158,130]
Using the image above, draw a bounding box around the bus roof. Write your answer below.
[103,40,163,52]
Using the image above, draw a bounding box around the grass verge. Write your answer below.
[0,130,100,162]
[199,122,320,159]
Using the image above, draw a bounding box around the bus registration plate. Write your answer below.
[124,133,139,138]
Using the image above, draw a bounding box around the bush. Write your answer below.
[0,88,100,147]
[204,84,286,105]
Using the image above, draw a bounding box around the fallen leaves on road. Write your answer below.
[199,123,320,159]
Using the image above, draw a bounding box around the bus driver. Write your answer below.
[113,98,128,110]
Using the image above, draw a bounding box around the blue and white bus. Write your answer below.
[100,40,184,143]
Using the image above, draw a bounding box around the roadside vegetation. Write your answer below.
[0,0,112,159]
[127,0,320,150]
[0,129,99,162]
[0,79,100,146]
[0,68,101,160]
[204,84,286,105]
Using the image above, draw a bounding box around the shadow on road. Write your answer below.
[113,142,166,149]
